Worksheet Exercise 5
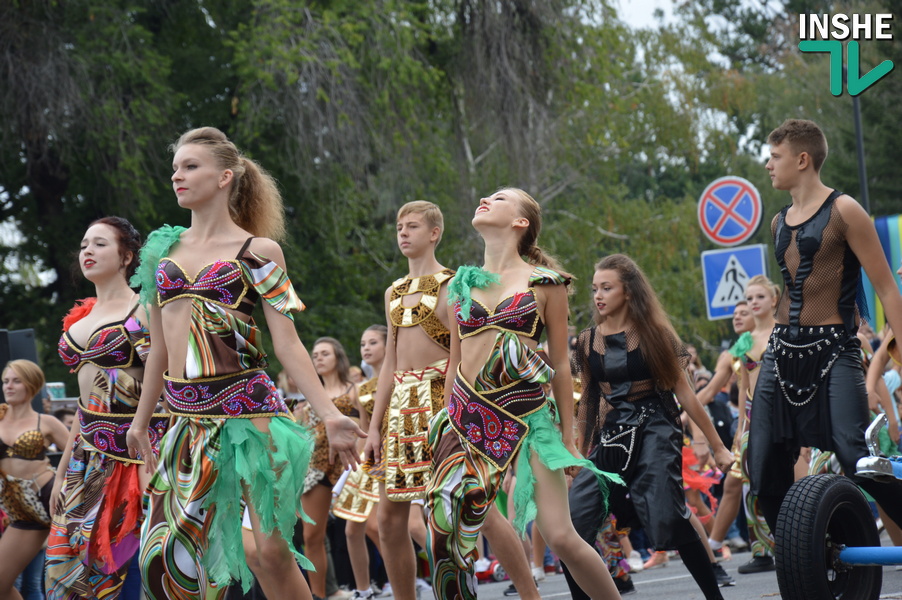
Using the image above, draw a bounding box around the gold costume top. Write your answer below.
[358,377,379,418]
[389,269,455,351]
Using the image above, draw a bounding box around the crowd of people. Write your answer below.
[0,118,901,600]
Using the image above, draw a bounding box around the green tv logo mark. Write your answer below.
[799,41,894,96]
[798,14,895,96]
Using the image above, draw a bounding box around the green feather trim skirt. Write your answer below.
[512,404,623,534]
[140,414,313,598]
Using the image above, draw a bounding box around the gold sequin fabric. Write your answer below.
[389,269,455,351]
[381,359,448,501]
[357,377,378,418]
[333,377,381,522]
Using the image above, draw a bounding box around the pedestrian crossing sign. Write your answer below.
[701,245,768,320]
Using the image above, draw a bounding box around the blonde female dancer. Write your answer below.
[0,360,69,600]
[126,127,364,600]
[426,188,621,600]
[334,325,389,599]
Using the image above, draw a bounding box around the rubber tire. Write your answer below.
[491,562,507,583]
[775,474,882,600]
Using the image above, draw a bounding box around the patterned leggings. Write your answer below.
[425,409,504,600]
[734,429,774,556]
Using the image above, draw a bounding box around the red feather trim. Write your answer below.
[681,445,719,513]
[93,463,143,573]
[61,298,97,332]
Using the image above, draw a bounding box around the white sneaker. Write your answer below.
[531,566,547,582]
[627,550,644,573]
[415,578,432,592]
[377,583,393,597]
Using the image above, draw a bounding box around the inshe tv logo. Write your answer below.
[799,14,895,96]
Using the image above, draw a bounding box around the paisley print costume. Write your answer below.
[425,266,619,600]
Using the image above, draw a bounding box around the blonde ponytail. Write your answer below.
[231,157,285,241]
[172,127,285,241]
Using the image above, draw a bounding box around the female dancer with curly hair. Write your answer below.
[47,217,169,599]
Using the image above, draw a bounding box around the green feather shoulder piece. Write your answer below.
[130,224,187,308]
[729,331,754,357]
[447,265,500,320]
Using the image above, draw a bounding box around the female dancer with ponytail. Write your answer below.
[566,254,734,600]
[47,217,168,599]
[425,187,621,600]
[126,127,364,600]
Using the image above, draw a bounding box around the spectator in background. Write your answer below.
[51,409,75,431]
[0,359,70,600]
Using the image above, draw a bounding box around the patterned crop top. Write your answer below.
[58,304,148,373]
[0,406,46,461]
[146,229,305,380]
[455,266,570,343]
[156,237,258,315]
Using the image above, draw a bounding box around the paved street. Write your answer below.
[472,549,902,599]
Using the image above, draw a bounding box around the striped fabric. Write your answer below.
[862,213,902,330]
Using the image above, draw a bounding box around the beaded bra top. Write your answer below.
[455,267,569,343]
[58,305,143,373]
[156,237,257,315]
[389,268,456,351]
[0,406,45,461]
[742,352,763,372]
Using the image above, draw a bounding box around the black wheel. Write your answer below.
[775,474,882,600]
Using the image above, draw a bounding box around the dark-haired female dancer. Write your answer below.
[566,254,733,600]
[126,127,364,600]
[47,217,168,599]
[426,187,620,600]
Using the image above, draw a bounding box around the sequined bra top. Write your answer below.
[455,267,570,343]
[58,304,144,373]
[0,407,45,461]
[156,237,258,315]
[742,352,763,372]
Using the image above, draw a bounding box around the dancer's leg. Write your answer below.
[246,498,310,600]
[483,507,540,600]
[0,527,46,600]
[530,455,618,600]
[302,485,334,598]
[378,489,416,600]
[345,520,371,592]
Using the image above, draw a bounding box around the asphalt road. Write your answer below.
[472,551,902,599]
